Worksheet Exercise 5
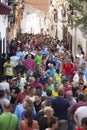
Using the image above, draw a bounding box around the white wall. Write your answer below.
[21,13,41,34]
[0,15,8,53]
[58,6,63,40]
[76,28,87,55]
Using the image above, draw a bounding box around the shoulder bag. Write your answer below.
[6,113,12,130]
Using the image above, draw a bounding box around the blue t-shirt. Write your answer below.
[52,97,70,120]
[46,69,56,77]
[21,108,36,120]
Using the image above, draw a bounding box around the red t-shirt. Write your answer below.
[17,92,25,103]
[63,62,73,76]
[76,128,83,130]
[69,67,78,79]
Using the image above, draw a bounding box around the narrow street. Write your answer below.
[0,1,87,130]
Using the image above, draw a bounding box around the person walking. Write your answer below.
[52,89,70,130]
[20,108,39,130]
[0,101,18,130]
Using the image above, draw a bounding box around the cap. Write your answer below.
[11,77,17,81]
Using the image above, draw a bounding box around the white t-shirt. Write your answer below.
[0,81,10,100]
[73,73,86,81]
[10,56,19,67]
[76,54,84,63]
[75,106,87,126]
[0,81,9,90]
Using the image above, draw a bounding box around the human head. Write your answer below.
[3,101,10,112]
[44,106,54,118]
[11,78,17,87]
[81,63,86,70]
[34,75,40,82]
[58,89,64,97]
[7,56,10,62]
[43,82,49,91]
[41,100,51,110]
[54,83,59,91]
[18,59,23,65]
[24,108,33,127]
[78,49,82,54]
[78,93,84,101]
[17,72,22,79]
[65,91,73,101]
[29,87,36,96]
[81,117,87,130]
[23,98,34,109]
[79,83,84,90]
[36,86,42,95]
[47,77,53,84]
[24,84,30,93]
[62,79,69,87]
[48,116,58,129]
[49,64,55,70]
[79,72,84,79]
[34,93,41,103]
[46,89,52,97]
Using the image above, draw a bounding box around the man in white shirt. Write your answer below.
[74,105,87,128]
[0,76,10,100]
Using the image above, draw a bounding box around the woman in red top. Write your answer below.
[20,108,39,130]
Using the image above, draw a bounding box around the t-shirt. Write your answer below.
[53,73,61,83]
[30,82,43,88]
[4,61,14,76]
[35,55,42,65]
[52,90,58,97]
[46,69,56,77]
[63,62,73,76]
[10,87,20,104]
[63,85,72,94]
[10,56,19,67]
[38,116,49,130]
[52,97,70,120]
[75,106,87,126]
[24,59,35,71]
[0,112,18,130]
[15,65,26,75]
[48,84,54,90]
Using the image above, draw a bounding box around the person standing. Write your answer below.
[45,116,58,130]
[24,54,35,74]
[0,101,18,130]
[20,108,39,130]
[74,104,87,129]
[3,56,14,81]
[35,51,42,65]
[52,89,70,130]
[38,106,54,130]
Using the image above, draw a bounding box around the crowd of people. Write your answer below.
[0,33,87,130]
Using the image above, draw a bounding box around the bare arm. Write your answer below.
[73,114,80,127]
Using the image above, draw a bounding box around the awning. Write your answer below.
[0,2,11,15]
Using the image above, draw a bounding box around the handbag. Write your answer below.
[6,113,12,130]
